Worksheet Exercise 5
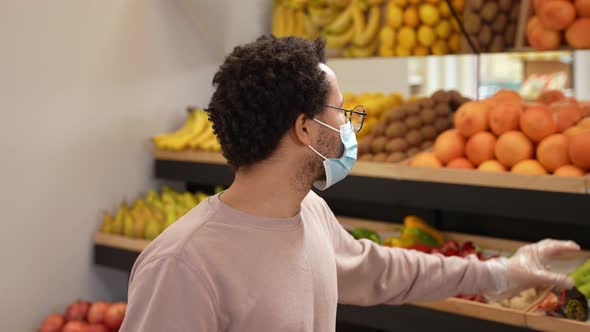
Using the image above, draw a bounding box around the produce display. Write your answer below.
[38,300,126,332]
[410,89,590,176]
[358,89,470,163]
[271,0,467,57]
[460,0,521,52]
[152,108,220,152]
[342,91,405,138]
[379,0,464,56]
[100,186,222,241]
[527,0,590,51]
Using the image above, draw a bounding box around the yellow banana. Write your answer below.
[272,5,285,37]
[346,37,378,57]
[324,5,354,34]
[294,9,306,37]
[189,124,215,149]
[308,5,338,28]
[351,3,365,46]
[329,0,351,7]
[304,14,320,39]
[323,26,354,49]
[354,6,381,47]
[290,0,308,10]
[285,8,297,36]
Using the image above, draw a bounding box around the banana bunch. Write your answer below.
[343,91,404,137]
[320,0,381,57]
[152,108,221,152]
[272,0,308,38]
[100,185,225,240]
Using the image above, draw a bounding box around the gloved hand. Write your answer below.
[484,239,581,301]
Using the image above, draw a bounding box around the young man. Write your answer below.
[121,36,579,331]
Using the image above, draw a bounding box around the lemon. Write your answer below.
[438,1,451,17]
[435,20,451,39]
[403,7,419,28]
[417,25,436,47]
[449,33,461,53]
[431,40,449,55]
[379,45,395,57]
[398,26,417,49]
[386,4,404,29]
[419,4,440,26]
[379,26,396,48]
[396,45,412,57]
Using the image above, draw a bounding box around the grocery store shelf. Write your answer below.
[153,149,590,231]
[154,149,589,194]
[526,312,590,332]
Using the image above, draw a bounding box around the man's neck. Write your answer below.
[219,163,311,219]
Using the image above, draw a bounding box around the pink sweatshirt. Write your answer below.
[121,191,500,332]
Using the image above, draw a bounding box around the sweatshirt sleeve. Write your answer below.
[331,218,501,306]
[120,254,219,332]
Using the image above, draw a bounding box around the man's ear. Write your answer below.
[293,113,314,146]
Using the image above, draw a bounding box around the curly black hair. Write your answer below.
[207,35,330,168]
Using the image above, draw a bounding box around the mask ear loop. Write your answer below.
[313,118,340,132]
[308,145,328,160]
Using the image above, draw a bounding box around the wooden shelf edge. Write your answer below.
[413,298,527,327]
[525,312,590,332]
[94,232,149,253]
[153,149,588,195]
[153,148,226,165]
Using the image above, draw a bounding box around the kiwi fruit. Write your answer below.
[359,154,373,161]
[434,102,451,115]
[386,138,409,153]
[464,13,482,35]
[373,152,389,162]
[372,122,387,136]
[505,23,516,46]
[407,147,421,157]
[370,136,388,154]
[489,35,505,53]
[387,152,407,163]
[431,90,451,104]
[420,125,437,140]
[481,2,499,23]
[468,0,484,11]
[418,97,435,109]
[434,117,451,132]
[385,122,408,138]
[449,90,462,104]
[499,0,512,11]
[509,4,520,22]
[405,101,421,114]
[358,136,373,155]
[386,107,406,122]
[492,14,508,33]
[420,109,437,124]
[405,116,424,129]
[406,129,424,147]
[478,25,492,48]
[421,141,434,150]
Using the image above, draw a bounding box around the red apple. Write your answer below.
[39,314,65,332]
[86,324,110,332]
[62,321,88,332]
[87,302,110,324]
[65,300,91,321]
[104,302,127,330]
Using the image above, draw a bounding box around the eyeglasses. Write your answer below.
[324,104,367,133]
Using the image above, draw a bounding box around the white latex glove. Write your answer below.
[484,239,581,301]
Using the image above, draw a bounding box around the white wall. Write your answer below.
[0,1,226,330]
[574,50,590,100]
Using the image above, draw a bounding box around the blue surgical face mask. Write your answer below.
[308,118,358,190]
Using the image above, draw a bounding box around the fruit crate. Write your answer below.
[456,0,524,54]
